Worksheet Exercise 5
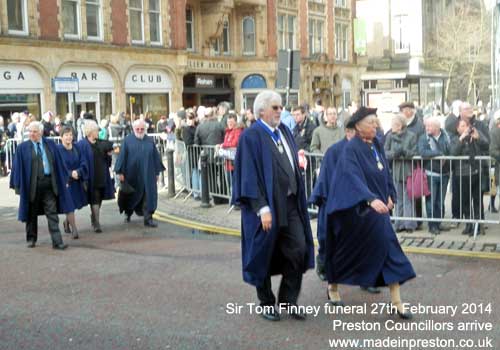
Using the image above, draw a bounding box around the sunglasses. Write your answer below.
[271,105,283,111]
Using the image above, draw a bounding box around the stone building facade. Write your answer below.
[0,0,361,122]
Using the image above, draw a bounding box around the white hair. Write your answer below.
[42,111,53,122]
[253,90,282,118]
[425,116,441,128]
[28,121,44,133]
[11,112,20,122]
[83,119,99,136]
[100,118,109,128]
[451,100,462,116]
[132,119,145,128]
[65,113,74,121]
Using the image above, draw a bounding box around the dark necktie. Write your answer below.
[36,143,43,161]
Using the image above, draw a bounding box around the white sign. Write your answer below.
[125,68,172,93]
[57,66,114,90]
[53,77,79,93]
[0,64,44,90]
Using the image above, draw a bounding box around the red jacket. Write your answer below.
[222,127,242,171]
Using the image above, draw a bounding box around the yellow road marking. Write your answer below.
[154,210,500,260]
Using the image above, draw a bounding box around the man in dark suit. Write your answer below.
[10,121,70,249]
[232,90,315,322]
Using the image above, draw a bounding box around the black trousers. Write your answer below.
[256,196,306,306]
[26,176,63,245]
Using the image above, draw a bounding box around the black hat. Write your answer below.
[346,107,377,128]
[399,101,415,110]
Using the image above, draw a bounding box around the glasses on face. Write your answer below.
[271,105,283,111]
[135,128,145,131]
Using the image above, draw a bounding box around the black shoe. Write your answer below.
[491,207,498,213]
[289,306,307,320]
[405,229,414,233]
[390,304,413,320]
[316,257,326,281]
[430,227,440,235]
[27,240,36,248]
[462,224,473,235]
[260,306,280,322]
[63,220,71,234]
[94,225,102,233]
[124,215,131,223]
[361,286,381,294]
[395,227,405,233]
[144,219,158,228]
[52,243,68,250]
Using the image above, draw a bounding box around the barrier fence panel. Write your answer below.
[390,155,499,239]
[5,134,500,237]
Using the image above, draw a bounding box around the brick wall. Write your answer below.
[111,0,128,45]
[266,0,277,57]
[169,0,186,49]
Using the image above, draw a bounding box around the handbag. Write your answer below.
[406,165,431,199]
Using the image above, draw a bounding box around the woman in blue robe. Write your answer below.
[77,120,115,233]
[57,126,88,239]
[325,107,416,319]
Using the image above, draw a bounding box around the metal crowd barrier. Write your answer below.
[389,155,499,239]
[5,134,499,240]
[5,136,61,172]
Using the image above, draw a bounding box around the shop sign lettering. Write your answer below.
[195,75,215,88]
[131,74,162,83]
[188,60,232,71]
[1,71,25,81]
[70,72,98,81]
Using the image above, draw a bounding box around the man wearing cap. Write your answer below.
[324,107,415,319]
[232,90,315,322]
[399,101,425,229]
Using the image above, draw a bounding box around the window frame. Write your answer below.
[149,0,162,46]
[86,0,103,41]
[277,14,286,50]
[130,0,145,44]
[221,20,230,55]
[62,0,82,39]
[335,22,349,62]
[242,16,256,56]
[393,14,410,54]
[7,0,29,36]
[186,7,195,51]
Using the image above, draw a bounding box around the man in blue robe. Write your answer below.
[9,121,72,249]
[232,90,315,322]
[115,119,165,227]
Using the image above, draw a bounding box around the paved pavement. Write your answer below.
[0,177,499,349]
[156,191,500,255]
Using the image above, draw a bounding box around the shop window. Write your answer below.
[127,93,169,121]
[56,93,70,116]
[149,0,162,45]
[7,0,28,35]
[130,0,144,44]
[62,0,81,38]
[363,80,377,90]
[242,17,255,55]
[186,7,194,51]
[86,0,102,40]
[99,93,112,119]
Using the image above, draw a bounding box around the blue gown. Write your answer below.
[309,138,348,247]
[114,134,165,214]
[231,122,315,287]
[10,138,74,222]
[76,138,115,202]
[57,144,88,210]
[325,136,416,287]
